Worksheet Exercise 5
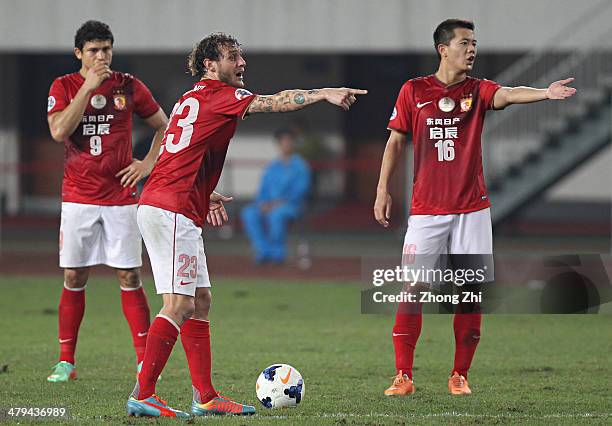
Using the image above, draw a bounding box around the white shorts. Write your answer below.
[59,202,142,269]
[402,207,493,284]
[137,205,211,297]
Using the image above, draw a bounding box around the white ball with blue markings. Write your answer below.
[255,364,304,409]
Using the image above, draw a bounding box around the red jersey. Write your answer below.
[139,79,256,227]
[48,71,160,205]
[388,75,500,215]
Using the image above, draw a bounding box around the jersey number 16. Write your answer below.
[434,139,455,162]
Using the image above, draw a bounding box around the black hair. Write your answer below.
[187,33,240,79]
[74,20,114,51]
[433,19,474,58]
[274,128,296,141]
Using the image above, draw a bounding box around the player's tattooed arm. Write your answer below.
[247,90,324,113]
[247,87,367,114]
[492,77,576,110]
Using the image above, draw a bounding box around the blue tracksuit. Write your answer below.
[241,154,311,262]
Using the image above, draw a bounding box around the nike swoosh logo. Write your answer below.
[137,332,148,337]
[392,333,411,337]
[59,338,72,343]
[416,101,432,109]
[179,281,194,286]
[280,368,292,384]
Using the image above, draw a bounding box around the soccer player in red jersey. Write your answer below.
[46,21,168,382]
[127,33,366,418]
[374,19,576,396]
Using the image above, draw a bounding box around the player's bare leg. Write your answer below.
[116,268,151,367]
[48,267,89,382]
[128,293,192,418]
[186,288,255,415]
[64,267,89,288]
[193,288,212,320]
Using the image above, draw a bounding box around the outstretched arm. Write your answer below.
[247,87,367,114]
[493,77,576,110]
[374,130,406,228]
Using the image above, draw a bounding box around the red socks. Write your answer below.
[58,284,150,366]
[392,302,482,380]
[453,313,482,379]
[134,317,218,402]
[58,285,86,365]
[136,315,179,400]
[392,302,422,379]
[181,319,218,403]
[121,285,151,364]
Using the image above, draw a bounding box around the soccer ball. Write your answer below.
[255,364,304,409]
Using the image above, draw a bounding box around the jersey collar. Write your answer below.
[431,74,470,90]
[198,78,226,88]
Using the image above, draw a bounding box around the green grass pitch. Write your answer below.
[0,276,611,424]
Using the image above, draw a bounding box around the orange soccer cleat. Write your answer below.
[384,370,415,396]
[448,371,472,395]
[192,396,255,416]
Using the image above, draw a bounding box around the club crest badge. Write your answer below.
[460,95,473,113]
[113,92,127,111]
[390,107,397,120]
[47,96,56,112]
[438,97,455,112]
[235,88,253,100]
[90,94,107,109]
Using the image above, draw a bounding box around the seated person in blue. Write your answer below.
[241,128,311,263]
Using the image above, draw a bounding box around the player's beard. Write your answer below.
[218,69,243,88]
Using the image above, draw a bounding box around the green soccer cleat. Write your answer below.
[47,361,77,383]
[192,396,256,416]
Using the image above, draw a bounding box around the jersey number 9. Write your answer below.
[90,136,102,156]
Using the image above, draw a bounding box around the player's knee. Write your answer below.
[182,304,196,322]
[457,301,481,314]
[168,298,195,323]
[64,268,88,288]
[397,300,423,316]
[179,297,196,319]
[116,268,141,288]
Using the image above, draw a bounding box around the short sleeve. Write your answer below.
[47,78,69,116]
[479,79,501,110]
[133,77,161,118]
[210,86,256,120]
[387,81,413,134]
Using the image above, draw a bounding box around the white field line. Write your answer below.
[203,412,612,420]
